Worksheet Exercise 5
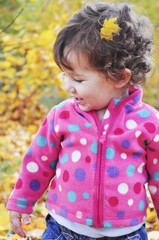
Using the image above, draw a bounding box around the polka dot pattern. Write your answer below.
[8,88,159,228]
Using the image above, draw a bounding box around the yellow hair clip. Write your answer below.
[100,17,121,41]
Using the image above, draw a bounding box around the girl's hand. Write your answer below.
[9,211,31,238]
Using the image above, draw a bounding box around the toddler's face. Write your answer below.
[62,49,124,113]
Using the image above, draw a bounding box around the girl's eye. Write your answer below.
[73,78,83,83]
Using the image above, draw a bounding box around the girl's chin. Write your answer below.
[78,104,92,112]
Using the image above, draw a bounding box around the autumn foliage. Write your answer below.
[0,0,159,239]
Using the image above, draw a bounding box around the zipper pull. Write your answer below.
[99,132,106,144]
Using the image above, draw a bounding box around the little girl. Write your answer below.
[7,1,159,240]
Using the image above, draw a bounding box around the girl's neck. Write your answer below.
[96,87,129,122]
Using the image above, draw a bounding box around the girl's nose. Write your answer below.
[64,77,75,93]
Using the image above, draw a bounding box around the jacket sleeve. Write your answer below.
[6,107,61,213]
[147,126,159,219]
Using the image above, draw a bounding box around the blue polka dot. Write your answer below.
[59,205,68,218]
[37,135,47,147]
[107,166,119,178]
[46,203,49,209]
[83,192,90,199]
[130,218,138,226]
[105,147,115,160]
[74,168,86,181]
[121,140,130,148]
[125,104,134,114]
[139,200,145,211]
[50,141,55,147]
[52,193,58,202]
[137,109,150,118]
[49,120,54,132]
[29,179,40,191]
[55,101,66,109]
[91,142,98,154]
[114,99,120,106]
[103,221,112,227]
[86,217,93,226]
[126,164,135,177]
[25,145,33,157]
[50,159,58,169]
[67,191,77,203]
[153,171,159,181]
[133,94,141,104]
[17,198,28,209]
[60,153,69,164]
[68,124,80,132]
[85,122,92,128]
[117,211,125,219]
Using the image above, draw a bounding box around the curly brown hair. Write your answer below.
[53,1,154,85]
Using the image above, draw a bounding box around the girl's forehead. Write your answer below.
[63,47,91,71]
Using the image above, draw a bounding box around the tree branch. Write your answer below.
[0,8,24,35]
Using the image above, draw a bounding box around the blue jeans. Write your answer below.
[42,214,148,240]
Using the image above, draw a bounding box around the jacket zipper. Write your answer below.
[92,103,124,227]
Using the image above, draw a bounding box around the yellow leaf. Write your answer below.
[100,17,121,41]
[0,203,10,233]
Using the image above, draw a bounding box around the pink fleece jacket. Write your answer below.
[7,85,159,228]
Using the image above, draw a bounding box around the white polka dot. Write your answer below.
[153,135,159,142]
[80,138,87,145]
[27,162,39,173]
[135,131,141,138]
[149,186,157,195]
[156,112,159,119]
[121,153,127,159]
[59,185,62,192]
[104,124,109,130]
[56,168,61,179]
[126,120,137,129]
[104,110,110,119]
[137,163,145,173]
[55,125,59,132]
[153,158,158,165]
[76,211,82,219]
[41,155,48,161]
[103,131,106,135]
[118,183,128,194]
[128,199,134,206]
[72,150,81,162]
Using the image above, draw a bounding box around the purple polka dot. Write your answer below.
[107,166,119,178]
[130,218,138,226]
[133,94,141,104]
[49,120,54,132]
[64,137,72,147]
[121,140,130,148]
[59,205,68,218]
[29,179,40,191]
[132,150,143,159]
[125,104,134,114]
[74,168,86,181]
[52,193,58,202]
[117,210,125,219]
[25,146,33,157]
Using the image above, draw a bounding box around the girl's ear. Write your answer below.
[114,68,131,88]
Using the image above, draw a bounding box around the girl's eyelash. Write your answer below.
[74,79,83,83]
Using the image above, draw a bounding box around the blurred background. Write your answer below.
[0,0,159,239]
